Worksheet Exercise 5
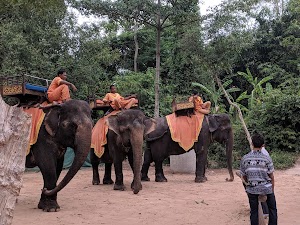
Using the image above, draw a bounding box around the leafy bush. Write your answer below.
[269,151,299,169]
[248,91,300,152]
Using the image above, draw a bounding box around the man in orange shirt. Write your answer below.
[188,90,211,114]
[102,85,138,110]
[47,69,77,103]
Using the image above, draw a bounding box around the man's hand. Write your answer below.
[71,84,77,92]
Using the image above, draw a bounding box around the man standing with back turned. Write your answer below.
[240,133,278,225]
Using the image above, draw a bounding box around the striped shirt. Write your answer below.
[240,150,274,195]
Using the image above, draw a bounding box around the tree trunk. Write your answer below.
[0,96,31,225]
[154,0,161,118]
[134,18,139,73]
[213,74,253,149]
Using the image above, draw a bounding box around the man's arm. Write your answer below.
[59,80,77,92]
[124,94,137,100]
[268,172,275,192]
[102,93,111,103]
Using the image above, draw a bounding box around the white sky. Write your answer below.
[75,0,224,25]
[199,0,223,15]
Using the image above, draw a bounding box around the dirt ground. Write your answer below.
[12,160,300,225]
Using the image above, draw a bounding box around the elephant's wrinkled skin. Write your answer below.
[141,114,234,183]
[25,100,93,211]
[90,109,155,194]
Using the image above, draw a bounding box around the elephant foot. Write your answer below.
[113,183,125,191]
[141,175,150,181]
[38,199,60,212]
[103,178,114,185]
[92,179,100,185]
[195,176,208,183]
[131,181,142,192]
[225,177,234,182]
[155,174,168,182]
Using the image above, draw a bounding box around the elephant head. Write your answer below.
[207,114,234,181]
[42,100,93,196]
[107,109,156,194]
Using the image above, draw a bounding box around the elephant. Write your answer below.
[90,109,156,194]
[25,100,93,211]
[141,113,234,183]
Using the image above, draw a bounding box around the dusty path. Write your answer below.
[12,161,300,225]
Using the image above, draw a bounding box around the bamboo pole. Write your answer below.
[0,95,31,225]
[213,74,253,149]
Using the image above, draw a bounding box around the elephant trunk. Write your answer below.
[43,124,92,196]
[131,126,143,194]
[225,129,234,182]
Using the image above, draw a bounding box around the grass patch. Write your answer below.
[270,151,299,169]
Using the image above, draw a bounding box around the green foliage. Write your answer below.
[0,0,69,77]
[106,69,173,117]
[269,151,299,169]
[237,68,273,109]
[192,79,240,113]
[248,91,300,152]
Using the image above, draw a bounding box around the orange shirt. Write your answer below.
[47,77,62,94]
[103,93,124,102]
[103,92,124,108]
[189,96,203,111]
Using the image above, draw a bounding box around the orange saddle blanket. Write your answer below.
[166,112,204,151]
[23,105,46,155]
[91,111,120,158]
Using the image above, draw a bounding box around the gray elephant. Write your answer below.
[25,100,93,211]
[90,109,155,194]
[141,113,234,183]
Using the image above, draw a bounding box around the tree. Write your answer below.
[0,95,31,225]
[73,0,200,117]
[0,0,70,78]
[192,79,240,113]
[237,68,273,109]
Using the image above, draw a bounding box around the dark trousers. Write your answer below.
[247,192,278,225]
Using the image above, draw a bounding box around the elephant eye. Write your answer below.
[61,121,69,128]
[119,126,128,133]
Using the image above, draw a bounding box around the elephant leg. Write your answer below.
[127,150,141,190]
[141,146,153,181]
[90,149,101,185]
[103,162,114,184]
[56,157,64,179]
[195,144,208,183]
[154,159,168,182]
[37,159,60,211]
[113,155,125,191]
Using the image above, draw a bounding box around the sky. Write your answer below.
[76,0,224,25]
[199,0,223,15]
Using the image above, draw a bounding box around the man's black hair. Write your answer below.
[192,90,198,95]
[251,133,265,148]
[57,69,66,76]
[109,84,115,89]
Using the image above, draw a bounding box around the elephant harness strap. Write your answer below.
[91,110,120,157]
[166,112,204,151]
[23,102,48,155]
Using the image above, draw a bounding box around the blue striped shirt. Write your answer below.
[240,151,274,195]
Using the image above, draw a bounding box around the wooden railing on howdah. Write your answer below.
[0,74,50,97]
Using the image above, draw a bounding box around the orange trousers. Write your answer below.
[112,98,138,110]
[48,84,70,103]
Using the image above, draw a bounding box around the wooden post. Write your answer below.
[0,95,31,225]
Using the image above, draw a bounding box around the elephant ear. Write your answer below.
[143,117,156,136]
[43,106,62,137]
[207,114,219,133]
[106,115,120,136]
